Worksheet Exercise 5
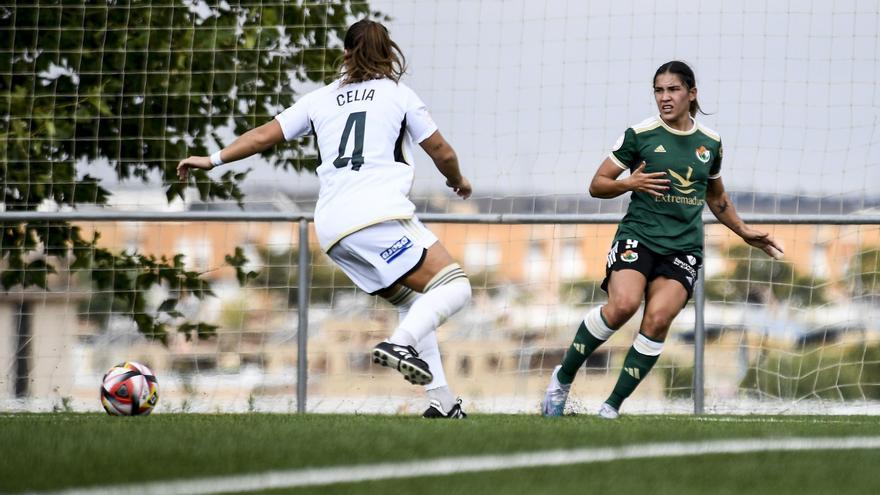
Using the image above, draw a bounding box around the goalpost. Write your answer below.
[2,1,879,414]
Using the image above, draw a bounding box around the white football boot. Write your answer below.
[597,402,619,420]
[541,365,571,417]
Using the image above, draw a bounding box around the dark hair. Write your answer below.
[653,60,704,117]
[340,19,407,85]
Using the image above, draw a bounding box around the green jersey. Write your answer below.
[608,115,722,257]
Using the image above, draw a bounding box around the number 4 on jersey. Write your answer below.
[333,111,366,171]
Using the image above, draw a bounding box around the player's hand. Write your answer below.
[177,156,213,181]
[626,162,670,197]
[741,227,785,260]
[446,176,472,199]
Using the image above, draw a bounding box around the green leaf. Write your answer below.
[196,323,218,339]
[22,259,56,289]
[225,246,260,286]
[157,298,178,313]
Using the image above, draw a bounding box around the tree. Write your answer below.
[705,245,827,307]
[849,247,880,300]
[252,246,356,307]
[0,2,379,341]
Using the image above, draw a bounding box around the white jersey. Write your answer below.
[275,78,438,251]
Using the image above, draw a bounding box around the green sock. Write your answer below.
[605,342,660,410]
[556,321,606,385]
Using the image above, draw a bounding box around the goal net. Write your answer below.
[2,1,879,414]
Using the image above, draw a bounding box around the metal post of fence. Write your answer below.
[296,219,311,414]
[14,301,32,398]
[693,265,706,415]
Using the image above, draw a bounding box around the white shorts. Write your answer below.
[327,217,438,294]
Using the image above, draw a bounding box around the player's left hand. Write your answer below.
[177,156,213,181]
[447,176,472,200]
[741,228,784,260]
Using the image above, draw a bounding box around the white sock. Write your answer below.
[417,331,448,390]
[388,287,419,348]
[396,267,471,344]
[427,386,456,413]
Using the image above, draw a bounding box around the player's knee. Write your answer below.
[450,275,471,308]
[458,276,472,303]
[641,311,673,338]
[604,296,641,325]
[424,264,471,314]
[424,264,469,294]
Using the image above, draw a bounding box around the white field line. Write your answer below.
[28,436,880,495]
[672,416,864,424]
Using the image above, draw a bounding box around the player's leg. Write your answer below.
[386,239,472,348]
[379,283,464,418]
[558,270,646,383]
[360,217,471,390]
[327,220,440,386]
[601,276,688,418]
[542,239,649,416]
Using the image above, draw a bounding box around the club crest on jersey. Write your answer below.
[380,236,413,263]
[695,145,711,163]
[621,250,638,263]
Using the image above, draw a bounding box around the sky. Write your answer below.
[369,0,880,199]
[97,0,880,204]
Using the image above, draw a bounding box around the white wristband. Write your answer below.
[209,151,224,167]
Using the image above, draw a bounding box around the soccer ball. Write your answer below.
[100,361,159,416]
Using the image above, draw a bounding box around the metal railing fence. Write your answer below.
[4,210,880,414]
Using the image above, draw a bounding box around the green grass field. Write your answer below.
[2,413,879,494]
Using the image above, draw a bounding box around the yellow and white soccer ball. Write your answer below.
[100,361,159,416]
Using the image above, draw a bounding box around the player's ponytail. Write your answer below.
[340,19,407,86]
[654,60,705,117]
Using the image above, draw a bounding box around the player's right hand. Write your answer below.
[446,176,472,200]
[627,162,670,197]
[177,156,213,181]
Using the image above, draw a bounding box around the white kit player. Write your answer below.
[177,19,473,418]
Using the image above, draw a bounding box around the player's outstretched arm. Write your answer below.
[420,130,471,199]
[707,177,784,259]
[589,159,670,199]
[177,120,285,181]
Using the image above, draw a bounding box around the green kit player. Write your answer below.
[542,60,784,419]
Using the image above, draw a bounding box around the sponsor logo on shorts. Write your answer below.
[621,250,638,263]
[380,236,413,263]
[686,255,697,265]
[673,257,697,278]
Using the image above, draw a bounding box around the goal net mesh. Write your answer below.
[2,1,879,414]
